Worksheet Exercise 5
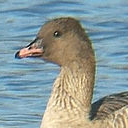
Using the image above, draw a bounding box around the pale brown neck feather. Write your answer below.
[46,61,95,117]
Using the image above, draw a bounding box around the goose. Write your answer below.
[15,17,128,128]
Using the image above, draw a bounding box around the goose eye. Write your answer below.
[53,31,61,37]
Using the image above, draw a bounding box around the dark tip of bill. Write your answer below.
[15,51,21,59]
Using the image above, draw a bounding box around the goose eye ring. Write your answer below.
[54,31,61,37]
